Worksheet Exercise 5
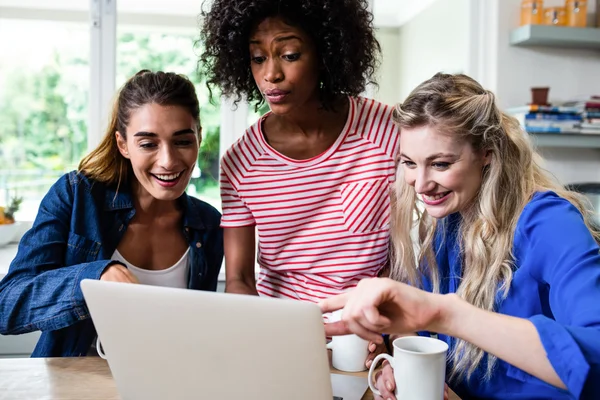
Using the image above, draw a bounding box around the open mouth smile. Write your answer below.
[422,191,451,205]
[150,170,185,188]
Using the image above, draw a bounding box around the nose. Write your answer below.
[157,144,178,170]
[264,58,283,83]
[411,168,436,194]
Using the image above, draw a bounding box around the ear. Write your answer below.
[482,149,493,166]
[115,131,130,159]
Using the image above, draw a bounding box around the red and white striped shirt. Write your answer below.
[220,97,399,303]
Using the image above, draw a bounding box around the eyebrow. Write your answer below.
[249,35,303,45]
[133,129,195,137]
[400,152,458,162]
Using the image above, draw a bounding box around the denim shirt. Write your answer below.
[0,171,224,357]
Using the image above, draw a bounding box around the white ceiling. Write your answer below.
[0,0,436,27]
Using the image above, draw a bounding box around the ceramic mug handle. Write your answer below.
[96,336,107,360]
[367,353,395,397]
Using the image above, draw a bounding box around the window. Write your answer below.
[0,17,89,220]
[0,0,250,220]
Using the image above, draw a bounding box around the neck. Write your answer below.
[131,180,181,218]
[274,96,348,138]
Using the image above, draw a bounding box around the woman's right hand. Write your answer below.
[100,263,139,283]
[371,364,450,400]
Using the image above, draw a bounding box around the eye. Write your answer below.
[139,142,156,149]
[432,162,450,170]
[175,140,194,146]
[400,160,416,168]
[251,56,266,64]
[282,53,300,61]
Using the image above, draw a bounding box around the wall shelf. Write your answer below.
[529,132,600,148]
[510,25,600,49]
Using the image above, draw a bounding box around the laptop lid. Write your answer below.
[81,279,333,400]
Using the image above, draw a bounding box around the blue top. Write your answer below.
[422,191,600,400]
[0,171,224,357]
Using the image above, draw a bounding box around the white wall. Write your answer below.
[538,148,600,184]
[492,0,600,184]
[396,0,470,101]
[495,0,600,109]
[373,27,401,105]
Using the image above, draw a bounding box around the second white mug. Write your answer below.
[368,336,448,400]
[326,333,370,372]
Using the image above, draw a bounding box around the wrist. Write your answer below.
[429,293,464,335]
[100,261,125,277]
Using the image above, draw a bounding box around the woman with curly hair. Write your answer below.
[199,0,398,354]
[321,73,600,399]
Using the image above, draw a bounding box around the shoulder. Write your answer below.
[185,195,222,228]
[514,191,600,285]
[350,97,399,152]
[221,119,265,165]
[514,190,597,257]
[47,170,102,198]
[352,96,396,123]
[517,191,586,234]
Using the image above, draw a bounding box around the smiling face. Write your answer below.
[399,125,490,218]
[116,103,199,202]
[249,16,321,115]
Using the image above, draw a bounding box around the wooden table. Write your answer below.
[0,357,460,399]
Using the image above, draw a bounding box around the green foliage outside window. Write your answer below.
[0,27,221,215]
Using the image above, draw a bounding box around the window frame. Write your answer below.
[0,0,247,169]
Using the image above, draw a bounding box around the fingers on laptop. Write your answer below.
[100,263,139,284]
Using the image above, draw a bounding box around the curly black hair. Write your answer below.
[198,0,380,110]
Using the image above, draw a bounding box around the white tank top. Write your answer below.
[111,248,190,289]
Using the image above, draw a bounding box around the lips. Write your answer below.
[264,89,290,104]
[264,89,288,96]
[150,170,186,188]
[152,171,183,182]
[421,191,451,206]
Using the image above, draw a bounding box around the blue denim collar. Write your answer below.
[103,185,206,230]
[103,185,134,211]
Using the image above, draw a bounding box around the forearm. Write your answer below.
[223,226,257,295]
[439,294,566,389]
[225,276,258,295]
[0,260,113,334]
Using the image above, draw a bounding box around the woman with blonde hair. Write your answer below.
[0,70,223,357]
[321,73,600,399]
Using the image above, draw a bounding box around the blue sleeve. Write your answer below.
[517,195,600,398]
[0,174,114,335]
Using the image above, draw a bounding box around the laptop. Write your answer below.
[80,279,368,400]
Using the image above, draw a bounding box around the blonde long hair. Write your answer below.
[390,73,600,380]
[78,70,201,191]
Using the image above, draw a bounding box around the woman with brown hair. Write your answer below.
[0,70,223,357]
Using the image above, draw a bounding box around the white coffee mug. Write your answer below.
[326,333,370,372]
[368,336,448,400]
